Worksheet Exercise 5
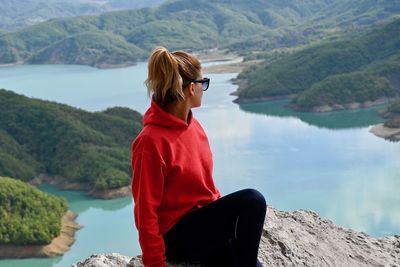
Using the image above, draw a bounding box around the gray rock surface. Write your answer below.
[260,208,399,266]
[73,207,400,267]
[72,253,131,267]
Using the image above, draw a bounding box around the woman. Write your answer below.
[131,47,266,267]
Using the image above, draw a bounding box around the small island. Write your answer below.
[0,176,81,258]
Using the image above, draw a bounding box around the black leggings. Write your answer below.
[164,189,267,267]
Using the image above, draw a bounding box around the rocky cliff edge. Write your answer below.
[72,207,400,267]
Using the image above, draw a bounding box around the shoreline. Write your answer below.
[30,175,131,199]
[290,98,391,112]
[0,49,242,70]
[233,94,400,141]
[196,50,240,63]
[88,185,131,199]
[0,61,136,70]
[0,210,82,259]
[198,49,263,74]
[93,61,139,69]
[0,61,24,68]
[232,94,294,104]
[233,95,392,112]
[202,59,264,74]
[369,123,400,141]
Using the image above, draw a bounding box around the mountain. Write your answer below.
[28,31,145,67]
[0,0,399,67]
[234,18,400,110]
[0,89,142,191]
[0,0,165,32]
[217,0,400,52]
[0,176,68,245]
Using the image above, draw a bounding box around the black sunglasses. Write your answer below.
[193,78,210,91]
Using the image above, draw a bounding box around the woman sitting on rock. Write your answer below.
[131,46,267,267]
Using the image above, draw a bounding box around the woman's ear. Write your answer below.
[188,82,195,96]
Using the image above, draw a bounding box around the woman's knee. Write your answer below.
[241,188,267,211]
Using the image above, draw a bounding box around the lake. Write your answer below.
[0,62,399,267]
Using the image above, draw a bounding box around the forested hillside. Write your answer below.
[0,177,68,245]
[235,18,400,110]
[0,0,164,32]
[0,0,399,67]
[0,89,142,190]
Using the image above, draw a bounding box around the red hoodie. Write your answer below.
[131,100,221,267]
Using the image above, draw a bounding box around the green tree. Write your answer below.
[0,177,68,245]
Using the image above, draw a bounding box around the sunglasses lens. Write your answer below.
[202,81,208,90]
[202,79,209,91]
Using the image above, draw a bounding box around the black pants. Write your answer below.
[164,189,267,267]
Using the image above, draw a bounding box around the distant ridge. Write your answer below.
[0,0,165,32]
[0,0,399,67]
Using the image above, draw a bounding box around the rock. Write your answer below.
[369,123,400,141]
[72,253,131,267]
[260,208,400,266]
[88,185,131,199]
[72,207,400,267]
[126,256,203,267]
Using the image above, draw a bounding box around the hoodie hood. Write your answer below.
[143,100,193,128]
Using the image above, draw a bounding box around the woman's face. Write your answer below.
[190,71,204,108]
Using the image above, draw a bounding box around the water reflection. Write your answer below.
[38,184,132,213]
[326,163,400,236]
[239,100,385,130]
[0,257,62,267]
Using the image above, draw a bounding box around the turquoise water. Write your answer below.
[0,64,399,266]
[0,185,136,267]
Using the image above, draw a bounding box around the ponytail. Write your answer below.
[145,46,201,106]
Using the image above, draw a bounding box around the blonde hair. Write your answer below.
[145,47,201,106]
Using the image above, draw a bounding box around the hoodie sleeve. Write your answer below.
[132,150,167,267]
